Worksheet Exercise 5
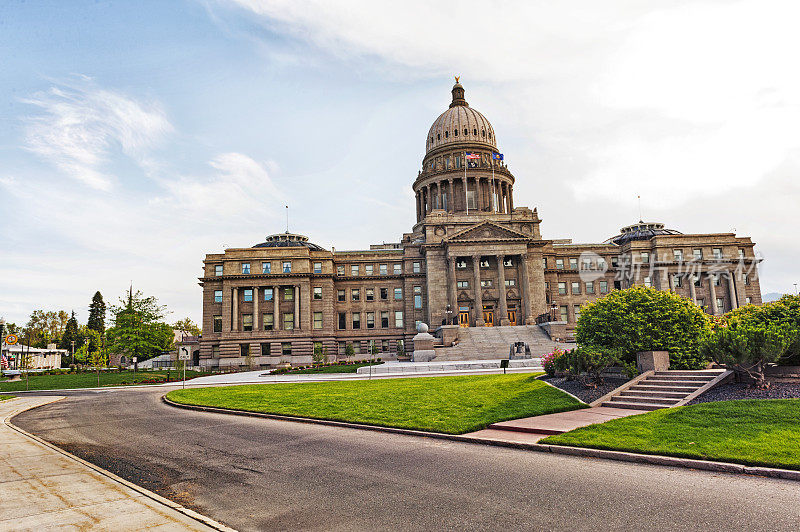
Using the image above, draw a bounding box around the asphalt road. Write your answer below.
[12,388,800,531]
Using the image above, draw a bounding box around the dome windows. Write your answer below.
[444,130,449,138]
[453,129,458,136]
[464,128,468,136]
[482,129,486,137]
[473,128,478,136]
[437,133,441,140]
[488,132,492,139]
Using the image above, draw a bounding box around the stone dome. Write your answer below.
[253,232,325,251]
[425,79,497,154]
[604,222,683,246]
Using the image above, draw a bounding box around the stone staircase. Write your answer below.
[598,369,731,411]
[433,325,574,361]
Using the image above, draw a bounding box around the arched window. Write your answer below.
[430,136,433,144]
[473,128,478,136]
[444,131,449,138]
[437,133,440,140]
[482,129,486,137]
[453,129,458,136]
[464,128,468,136]
[488,132,492,139]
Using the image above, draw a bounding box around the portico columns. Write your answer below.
[728,272,738,310]
[232,287,238,331]
[447,178,454,213]
[447,256,458,324]
[668,273,675,292]
[497,255,509,325]
[472,254,484,326]
[709,275,720,315]
[519,253,531,324]
[273,286,280,330]
[689,276,697,304]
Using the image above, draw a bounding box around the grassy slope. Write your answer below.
[278,362,382,375]
[167,373,586,434]
[542,399,800,470]
[0,370,210,392]
[0,395,14,401]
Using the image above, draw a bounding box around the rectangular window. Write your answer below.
[586,281,594,294]
[612,256,619,268]
[743,274,749,285]
[393,263,402,274]
[351,264,359,276]
[212,345,220,358]
[264,288,273,301]
[313,341,323,356]
[673,249,683,261]
[581,258,592,270]
[366,312,375,329]
[713,248,723,259]
[284,287,294,300]
[457,280,469,288]
[697,298,705,308]
[480,280,492,287]
[263,313,273,331]
[337,265,345,276]
[379,264,388,275]
[241,262,251,274]
[560,305,569,322]
[381,311,389,328]
[313,287,322,300]
[738,249,745,259]
[599,281,608,294]
[241,344,250,357]
[365,264,374,275]
[213,315,222,333]
[571,281,580,295]
[693,249,703,260]
[261,343,270,357]
[380,287,388,300]
[503,257,513,267]
[745,297,752,304]
[262,262,271,274]
[366,288,374,301]
[504,279,516,287]
[352,289,360,301]
[313,262,322,274]
[414,294,423,309]
[337,289,345,302]
[716,297,724,312]
[598,258,607,269]
[214,264,223,276]
[569,258,578,270]
[395,311,404,328]
[338,312,346,330]
[640,252,650,264]
[558,282,567,295]
[574,305,581,321]
[313,311,323,329]
[243,289,253,302]
[338,341,346,355]
[456,259,467,269]
[382,340,389,352]
[556,258,564,270]
[242,314,253,331]
[282,261,292,273]
[352,312,361,329]
[353,342,362,355]
[673,275,683,288]
[644,276,652,288]
[694,275,702,287]
[413,262,421,273]
[480,259,490,268]
[281,342,292,357]
[214,290,222,303]
[283,313,294,330]
[394,287,403,300]
[466,190,476,210]
[542,257,548,269]
[713,274,721,286]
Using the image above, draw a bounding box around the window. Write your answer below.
[281,342,292,357]
[395,311,404,328]
[673,275,682,288]
[337,265,345,276]
[380,287,389,300]
[467,190,476,209]
[585,282,594,294]
[745,297,752,305]
[569,258,578,270]
[558,282,567,295]
[338,312,346,329]
[214,264,223,276]
[598,258,607,269]
[643,276,652,288]
[480,259,490,268]
[694,275,702,287]
[641,252,650,264]
[313,312,323,329]
[241,262,251,274]
[503,257,513,267]
[313,287,322,300]
[382,340,389,352]
[365,264,374,275]
[574,305,582,321]
[313,341,322,356]
[263,313,273,330]
[214,290,222,303]
[716,297,724,312]
[414,286,422,309]
[262,262,271,274]
[352,312,361,329]
[283,313,294,330]
[241,344,250,357]
[351,264,359,276]
[394,287,403,300]
[264,288,273,301]
[571,282,580,295]
[284,287,294,300]
[337,289,345,302]
[313,262,322,274]
[213,315,222,333]
[697,298,705,308]
[457,281,469,288]
[212,345,220,357]
[600,281,609,294]
[457,259,467,269]
[379,264,388,275]
[673,249,683,261]
[413,262,421,273]
[738,249,745,259]
[581,258,592,270]
[351,288,360,301]
[556,259,564,269]
[614,280,622,290]
[505,279,516,287]
[338,341,347,355]
[366,312,375,329]
[381,311,389,328]
[743,274,750,285]
[261,343,270,357]
[713,274,721,286]
[353,342,362,355]
[560,305,568,322]
[693,249,703,260]
[242,314,253,331]
[542,257,548,268]
[282,261,292,273]
[393,263,402,274]
[481,280,492,287]
[713,248,723,259]
[243,289,253,302]
[366,288,374,301]
[612,256,619,268]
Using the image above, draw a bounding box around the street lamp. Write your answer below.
[550,303,558,322]
[445,304,453,326]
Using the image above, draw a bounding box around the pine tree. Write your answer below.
[88,291,106,334]
[59,310,80,353]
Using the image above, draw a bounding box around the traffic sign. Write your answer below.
[5,334,18,346]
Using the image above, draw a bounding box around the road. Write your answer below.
[12,387,800,531]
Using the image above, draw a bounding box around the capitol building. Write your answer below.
[197,80,763,368]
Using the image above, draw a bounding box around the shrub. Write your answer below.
[576,286,711,369]
[726,295,800,365]
[541,350,560,377]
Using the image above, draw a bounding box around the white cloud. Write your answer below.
[22,77,173,191]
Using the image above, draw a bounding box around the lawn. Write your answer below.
[0,395,14,401]
[0,370,211,392]
[275,362,383,375]
[542,399,800,470]
[166,373,586,434]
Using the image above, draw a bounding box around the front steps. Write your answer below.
[433,325,574,361]
[597,370,732,411]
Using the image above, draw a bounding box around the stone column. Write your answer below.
[477,178,484,211]
[668,272,675,292]
[415,192,421,221]
[472,254,484,326]
[689,276,697,304]
[497,255,509,325]
[728,272,738,310]
[448,256,458,324]
[232,287,238,331]
[708,275,720,315]
[294,285,300,329]
[253,286,259,330]
[274,285,280,330]
[519,253,531,324]
[447,178,454,213]
[490,178,496,212]
[509,185,514,211]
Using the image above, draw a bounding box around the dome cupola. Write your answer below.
[426,78,497,154]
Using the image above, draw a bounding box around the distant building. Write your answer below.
[198,80,763,370]
[2,345,64,370]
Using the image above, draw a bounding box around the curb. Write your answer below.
[5,396,237,532]
[163,395,800,483]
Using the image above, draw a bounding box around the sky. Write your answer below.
[1,0,799,326]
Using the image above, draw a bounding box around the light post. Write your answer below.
[445,304,453,326]
[550,303,558,322]
[70,340,75,366]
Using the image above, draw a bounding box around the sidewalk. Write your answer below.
[0,396,228,531]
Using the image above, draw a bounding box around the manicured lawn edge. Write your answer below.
[0,395,15,401]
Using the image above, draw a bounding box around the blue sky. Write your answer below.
[2,0,799,326]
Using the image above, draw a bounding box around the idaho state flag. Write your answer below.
[492,152,504,160]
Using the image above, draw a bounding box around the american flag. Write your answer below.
[1,355,7,370]
[465,152,480,159]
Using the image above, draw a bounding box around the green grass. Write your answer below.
[0,395,14,401]
[0,370,211,392]
[276,362,383,374]
[167,373,586,434]
[542,399,800,470]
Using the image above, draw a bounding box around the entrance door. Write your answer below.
[483,306,494,327]
[458,306,470,327]
[507,310,517,326]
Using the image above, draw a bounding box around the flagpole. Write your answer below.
[491,155,495,213]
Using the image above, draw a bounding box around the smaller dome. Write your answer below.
[253,232,325,250]
[605,221,682,245]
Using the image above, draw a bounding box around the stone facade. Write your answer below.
[198,80,763,369]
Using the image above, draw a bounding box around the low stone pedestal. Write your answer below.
[412,323,436,362]
[636,351,670,373]
[539,321,567,342]
[437,325,459,347]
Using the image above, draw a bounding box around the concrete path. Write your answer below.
[0,396,226,531]
[466,406,646,443]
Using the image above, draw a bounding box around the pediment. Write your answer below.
[446,221,531,243]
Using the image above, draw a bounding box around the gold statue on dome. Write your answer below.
[454,76,460,83]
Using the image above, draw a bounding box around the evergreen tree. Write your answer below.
[59,311,80,353]
[107,288,174,362]
[88,291,106,334]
